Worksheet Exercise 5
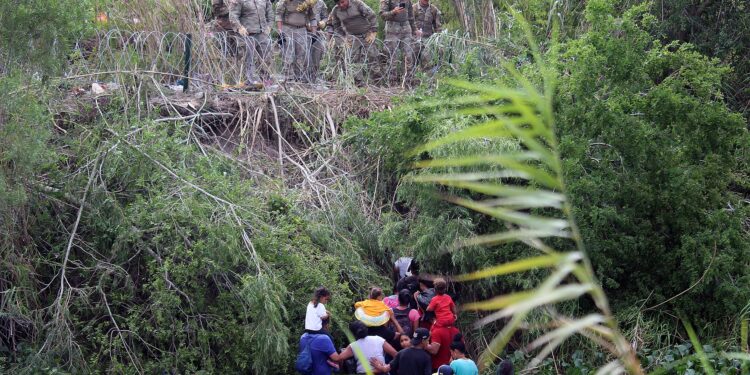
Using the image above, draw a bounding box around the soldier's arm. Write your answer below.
[227,0,244,31]
[407,0,416,35]
[379,0,396,21]
[359,1,378,33]
[331,9,345,36]
[319,1,329,21]
[275,0,285,30]
[433,6,441,33]
[307,5,316,29]
[412,4,420,30]
[265,0,274,28]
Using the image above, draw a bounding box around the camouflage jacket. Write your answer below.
[330,0,377,36]
[228,0,274,34]
[275,0,315,28]
[211,0,233,31]
[379,0,415,34]
[413,2,441,37]
[313,0,328,25]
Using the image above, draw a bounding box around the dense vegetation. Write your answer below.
[1,0,749,373]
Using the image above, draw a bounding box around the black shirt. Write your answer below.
[390,347,432,375]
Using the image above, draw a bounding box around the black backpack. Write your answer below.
[392,307,413,338]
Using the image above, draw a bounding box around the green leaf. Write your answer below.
[445,196,569,231]
[454,253,577,281]
[454,229,570,248]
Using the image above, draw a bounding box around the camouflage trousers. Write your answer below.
[384,23,415,83]
[415,34,440,70]
[240,32,272,82]
[280,26,310,82]
[308,31,327,82]
[333,33,379,83]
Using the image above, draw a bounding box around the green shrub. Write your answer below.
[555,0,750,324]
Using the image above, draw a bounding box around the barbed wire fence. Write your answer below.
[67,27,503,91]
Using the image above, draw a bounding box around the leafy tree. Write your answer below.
[0,0,94,75]
[555,0,750,323]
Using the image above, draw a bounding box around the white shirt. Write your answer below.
[350,335,385,373]
[305,302,327,330]
[395,257,413,279]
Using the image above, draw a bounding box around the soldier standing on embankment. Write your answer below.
[277,0,317,82]
[379,0,416,84]
[413,0,441,68]
[228,0,274,85]
[329,0,379,83]
[308,0,329,83]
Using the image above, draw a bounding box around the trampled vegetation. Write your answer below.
[1,0,749,374]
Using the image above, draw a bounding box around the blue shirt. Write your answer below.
[299,333,337,375]
[450,358,479,375]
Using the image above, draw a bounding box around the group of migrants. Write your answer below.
[209,0,442,86]
[298,257,514,375]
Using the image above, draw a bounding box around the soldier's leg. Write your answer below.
[384,32,399,83]
[348,35,366,83]
[309,33,325,81]
[280,29,295,80]
[254,32,272,81]
[364,35,381,84]
[242,36,258,83]
[291,27,309,82]
[401,32,415,82]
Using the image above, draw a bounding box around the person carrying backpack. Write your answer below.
[296,320,344,374]
[392,289,419,349]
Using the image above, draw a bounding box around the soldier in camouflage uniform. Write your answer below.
[276,0,316,82]
[330,0,379,83]
[209,0,234,33]
[228,0,274,84]
[308,0,329,82]
[413,0,441,69]
[379,0,416,84]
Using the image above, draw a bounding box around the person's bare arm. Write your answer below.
[426,341,440,355]
[329,351,343,362]
[383,341,398,357]
[370,358,390,373]
[389,312,404,333]
[338,345,354,361]
[392,265,400,291]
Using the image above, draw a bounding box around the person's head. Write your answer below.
[437,365,454,375]
[450,334,467,359]
[411,327,430,348]
[408,259,420,276]
[434,278,447,295]
[419,0,429,6]
[349,320,369,341]
[497,360,514,375]
[369,287,384,300]
[337,0,350,9]
[418,279,430,291]
[399,334,412,349]
[313,287,331,307]
[397,289,411,307]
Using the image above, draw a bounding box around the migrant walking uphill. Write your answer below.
[206,0,443,88]
[296,257,497,375]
